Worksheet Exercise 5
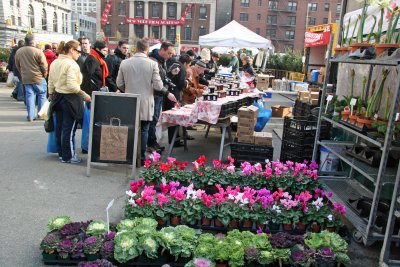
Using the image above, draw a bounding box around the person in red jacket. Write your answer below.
[43,44,57,74]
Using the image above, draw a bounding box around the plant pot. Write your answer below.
[242,220,253,228]
[42,252,57,261]
[283,223,293,231]
[229,219,239,228]
[350,42,374,52]
[157,218,167,226]
[296,222,307,231]
[311,222,321,233]
[216,262,229,267]
[256,222,266,231]
[87,254,100,261]
[201,216,212,226]
[268,223,281,231]
[349,114,358,124]
[147,181,156,186]
[326,226,336,232]
[215,218,224,227]
[357,116,373,129]
[375,43,400,56]
[57,254,70,260]
[334,47,350,56]
[341,110,350,121]
[170,216,181,226]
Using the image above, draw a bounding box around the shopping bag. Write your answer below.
[81,103,90,151]
[38,100,50,120]
[46,115,59,153]
[6,72,15,87]
[99,118,128,161]
[253,100,272,132]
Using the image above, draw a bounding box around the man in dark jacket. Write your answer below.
[147,41,175,152]
[8,40,25,101]
[77,37,91,71]
[105,40,128,92]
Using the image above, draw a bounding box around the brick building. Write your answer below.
[232,0,342,53]
[97,0,216,47]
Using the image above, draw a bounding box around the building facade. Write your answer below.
[215,0,233,30]
[71,0,97,15]
[232,0,342,52]
[0,0,72,48]
[97,0,216,47]
[71,12,96,42]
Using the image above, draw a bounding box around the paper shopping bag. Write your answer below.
[100,118,128,161]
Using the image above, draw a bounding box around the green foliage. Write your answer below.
[0,48,10,63]
[47,216,72,232]
[265,50,303,72]
[114,231,140,263]
[217,54,230,67]
[86,220,107,236]
[304,230,348,254]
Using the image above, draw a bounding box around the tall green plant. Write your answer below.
[366,69,390,118]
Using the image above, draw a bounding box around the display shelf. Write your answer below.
[322,116,382,148]
[323,179,400,246]
[330,58,400,66]
[318,141,398,184]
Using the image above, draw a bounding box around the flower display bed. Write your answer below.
[40,216,351,266]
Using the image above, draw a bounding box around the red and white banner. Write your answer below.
[304,25,331,48]
[125,4,193,26]
[101,0,113,26]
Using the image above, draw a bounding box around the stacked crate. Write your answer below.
[280,116,331,163]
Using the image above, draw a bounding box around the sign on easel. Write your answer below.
[86,92,141,178]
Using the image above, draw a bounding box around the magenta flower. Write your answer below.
[263,167,273,179]
[193,258,212,267]
[333,202,346,215]
[240,162,253,175]
[150,151,161,164]
[226,165,235,173]
[167,157,176,165]
[310,161,319,170]
[157,193,169,207]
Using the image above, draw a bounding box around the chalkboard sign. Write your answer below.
[86,92,141,177]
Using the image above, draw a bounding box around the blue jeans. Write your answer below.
[147,95,163,147]
[24,79,47,120]
[55,98,78,161]
[141,121,151,160]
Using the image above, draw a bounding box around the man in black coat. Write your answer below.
[8,40,25,101]
[105,40,129,92]
[77,37,91,71]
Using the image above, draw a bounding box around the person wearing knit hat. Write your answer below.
[183,60,207,105]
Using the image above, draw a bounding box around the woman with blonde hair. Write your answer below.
[48,40,91,164]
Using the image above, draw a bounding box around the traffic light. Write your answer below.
[74,23,79,33]
[176,33,181,44]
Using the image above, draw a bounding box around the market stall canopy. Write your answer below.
[199,20,274,50]
[211,46,260,56]
[343,0,400,40]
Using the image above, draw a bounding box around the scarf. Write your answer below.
[90,48,109,87]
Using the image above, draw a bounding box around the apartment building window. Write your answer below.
[152,3,161,18]
[257,14,261,21]
[184,26,192,40]
[17,0,20,7]
[151,26,160,39]
[285,31,295,40]
[266,29,276,38]
[28,5,34,28]
[309,3,317,11]
[267,15,277,25]
[167,26,176,42]
[167,3,177,19]
[287,2,297,11]
[118,2,126,16]
[104,24,111,36]
[324,3,330,11]
[199,7,207,19]
[258,0,262,6]
[135,25,144,38]
[186,5,192,19]
[41,9,47,30]
[240,13,249,21]
[135,1,144,17]
[308,17,316,25]
[18,16,21,26]
[268,0,278,10]
[10,0,13,6]
[241,0,249,7]
[256,28,260,34]
[198,27,206,36]
[323,17,328,24]
[336,4,341,15]
[118,24,126,37]
[287,16,296,25]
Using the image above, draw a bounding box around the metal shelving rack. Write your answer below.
[311,43,400,264]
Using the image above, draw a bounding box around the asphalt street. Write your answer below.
[0,84,384,266]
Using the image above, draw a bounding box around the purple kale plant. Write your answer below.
[57,238,76,259]
[104,231,116,241]
[83,236,103,255]
[40,232,60,254]
[60,222,83,237]
[269,232,305,248]
[77,259,116,267]
[72,240,85,259]
[245,247,261,263]
[100,241,114,259]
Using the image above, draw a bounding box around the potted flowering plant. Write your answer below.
[83,236,104,260]
[57,238,77,260]
[200,194,215,226]
[40,232,60,260]
[375,1,400,55]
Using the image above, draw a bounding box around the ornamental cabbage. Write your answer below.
[114,231,140,263]
[86,220,107,236]
[140,235,159,259]
[47,216,72,232]
[251,233,272,251]
[117,219,135,232]
[132,217,158,229]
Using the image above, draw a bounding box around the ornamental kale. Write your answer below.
[72,240,85,259]
[139,235,159,259]
[83,236,103,255]
[113,231,140,263]
[57,238,76,259]
[269,232,304,248]
[47,216,72,232]
[194,233,216,260]
[100,241,114,259]
[86,220,107,236]
[77,259,116,267]
[40,232,60,254]
[245,247,261,263]
[60,222,83,237]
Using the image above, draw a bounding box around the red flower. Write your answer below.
[201,193,213,208]
[159,162,173,173]
[130,179,145,193]
[196,155,207,166]
[144,159,152,168]
[272,188,284,201]
[159,184,171,194]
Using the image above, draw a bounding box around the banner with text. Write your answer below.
[304,25,332,48]
[101,0,113,26]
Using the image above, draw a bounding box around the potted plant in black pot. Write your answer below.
[83,236,103,261]
[40,232,60,260]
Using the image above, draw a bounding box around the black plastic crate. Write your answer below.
[280,150,312,163]
[231,142,274,154]
[230,143,273,167]
[282,125,331,145]
[283,116,331,132]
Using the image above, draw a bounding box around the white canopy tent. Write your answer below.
[211,46,260,56]
[199,20,274,51]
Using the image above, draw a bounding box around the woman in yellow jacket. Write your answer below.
[48,40,91,164]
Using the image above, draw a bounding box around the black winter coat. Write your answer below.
[105,47,126,92]
[149,49,167,96]
[81,52,103,95]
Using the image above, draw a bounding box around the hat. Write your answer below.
[200,48,211,61]
[195,60,207,68]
